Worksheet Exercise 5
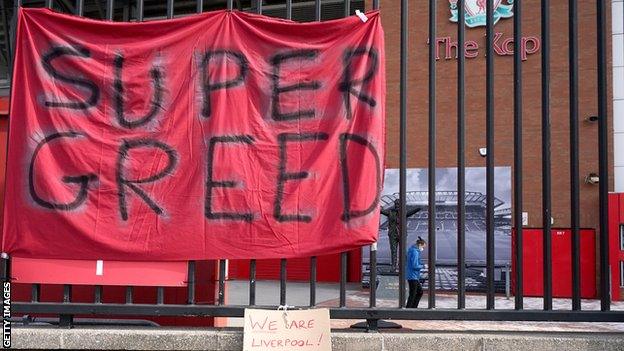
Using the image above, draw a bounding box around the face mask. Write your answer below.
[418,246,424,252]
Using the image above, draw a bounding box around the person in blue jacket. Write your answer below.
[406,236,426,308]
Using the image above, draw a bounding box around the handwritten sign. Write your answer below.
[243,308,331,351]
[3,8,385,261]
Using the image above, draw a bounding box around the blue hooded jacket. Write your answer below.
[406,244,424,280]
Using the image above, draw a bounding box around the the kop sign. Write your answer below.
[431,0,541,61]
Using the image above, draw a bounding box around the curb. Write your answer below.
[11,326,624,350]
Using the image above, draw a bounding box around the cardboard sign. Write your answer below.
[243,308,331,351]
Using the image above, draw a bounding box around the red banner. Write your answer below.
[2,9,385,260]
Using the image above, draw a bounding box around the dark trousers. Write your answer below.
[407,279,423,308]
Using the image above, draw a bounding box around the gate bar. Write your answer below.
[76,0,84,16]
[9,0,22,75]
[249,259,256,305]
[60,284,73,327]
[227,0,233,10]
[569,0,581,311]
[369,244,377,307]
[63,285,71,302]
[309,256,317,306]
[286,0,292,20]
[280,258,286,305]
[398,0,409,309]
[343,0,349,17]
[457,0,466,310]
[106,0,114,20]
[94,285,103,303]
[218,259,226,305]
[485,0,495,310]
[541,0,553,311]
[597,0,611,312]
[0,0,10,78]
[187,261,196,304]
[368,245,379,331]
[340,252,347,307]
[125,287,133,304]
[166,0,174,19]
[256,0,262,15]
[196,0,202,13]
[315,0,321,20]
[513,0,524,311]
[137,0,144,21]
[157,287,164,305]
[31,284,40,303]
[427,0,436,310]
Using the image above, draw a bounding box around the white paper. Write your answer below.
[96,260,103,276]
[355,10,368,23]
[243,308,331,351]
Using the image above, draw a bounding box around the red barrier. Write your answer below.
[608,193,624,301]
[512,228,597,299]
[10,259,218,326]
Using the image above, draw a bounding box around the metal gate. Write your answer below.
[2,0,623,329]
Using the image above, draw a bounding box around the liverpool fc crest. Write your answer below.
[449,0,514,28]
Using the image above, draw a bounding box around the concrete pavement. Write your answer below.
[11,326,624,350]
[223,280,624,332]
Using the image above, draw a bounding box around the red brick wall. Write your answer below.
[373,0,612,230]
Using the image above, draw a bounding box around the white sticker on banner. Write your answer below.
[96,260,104,276]
[355,10,368,23]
